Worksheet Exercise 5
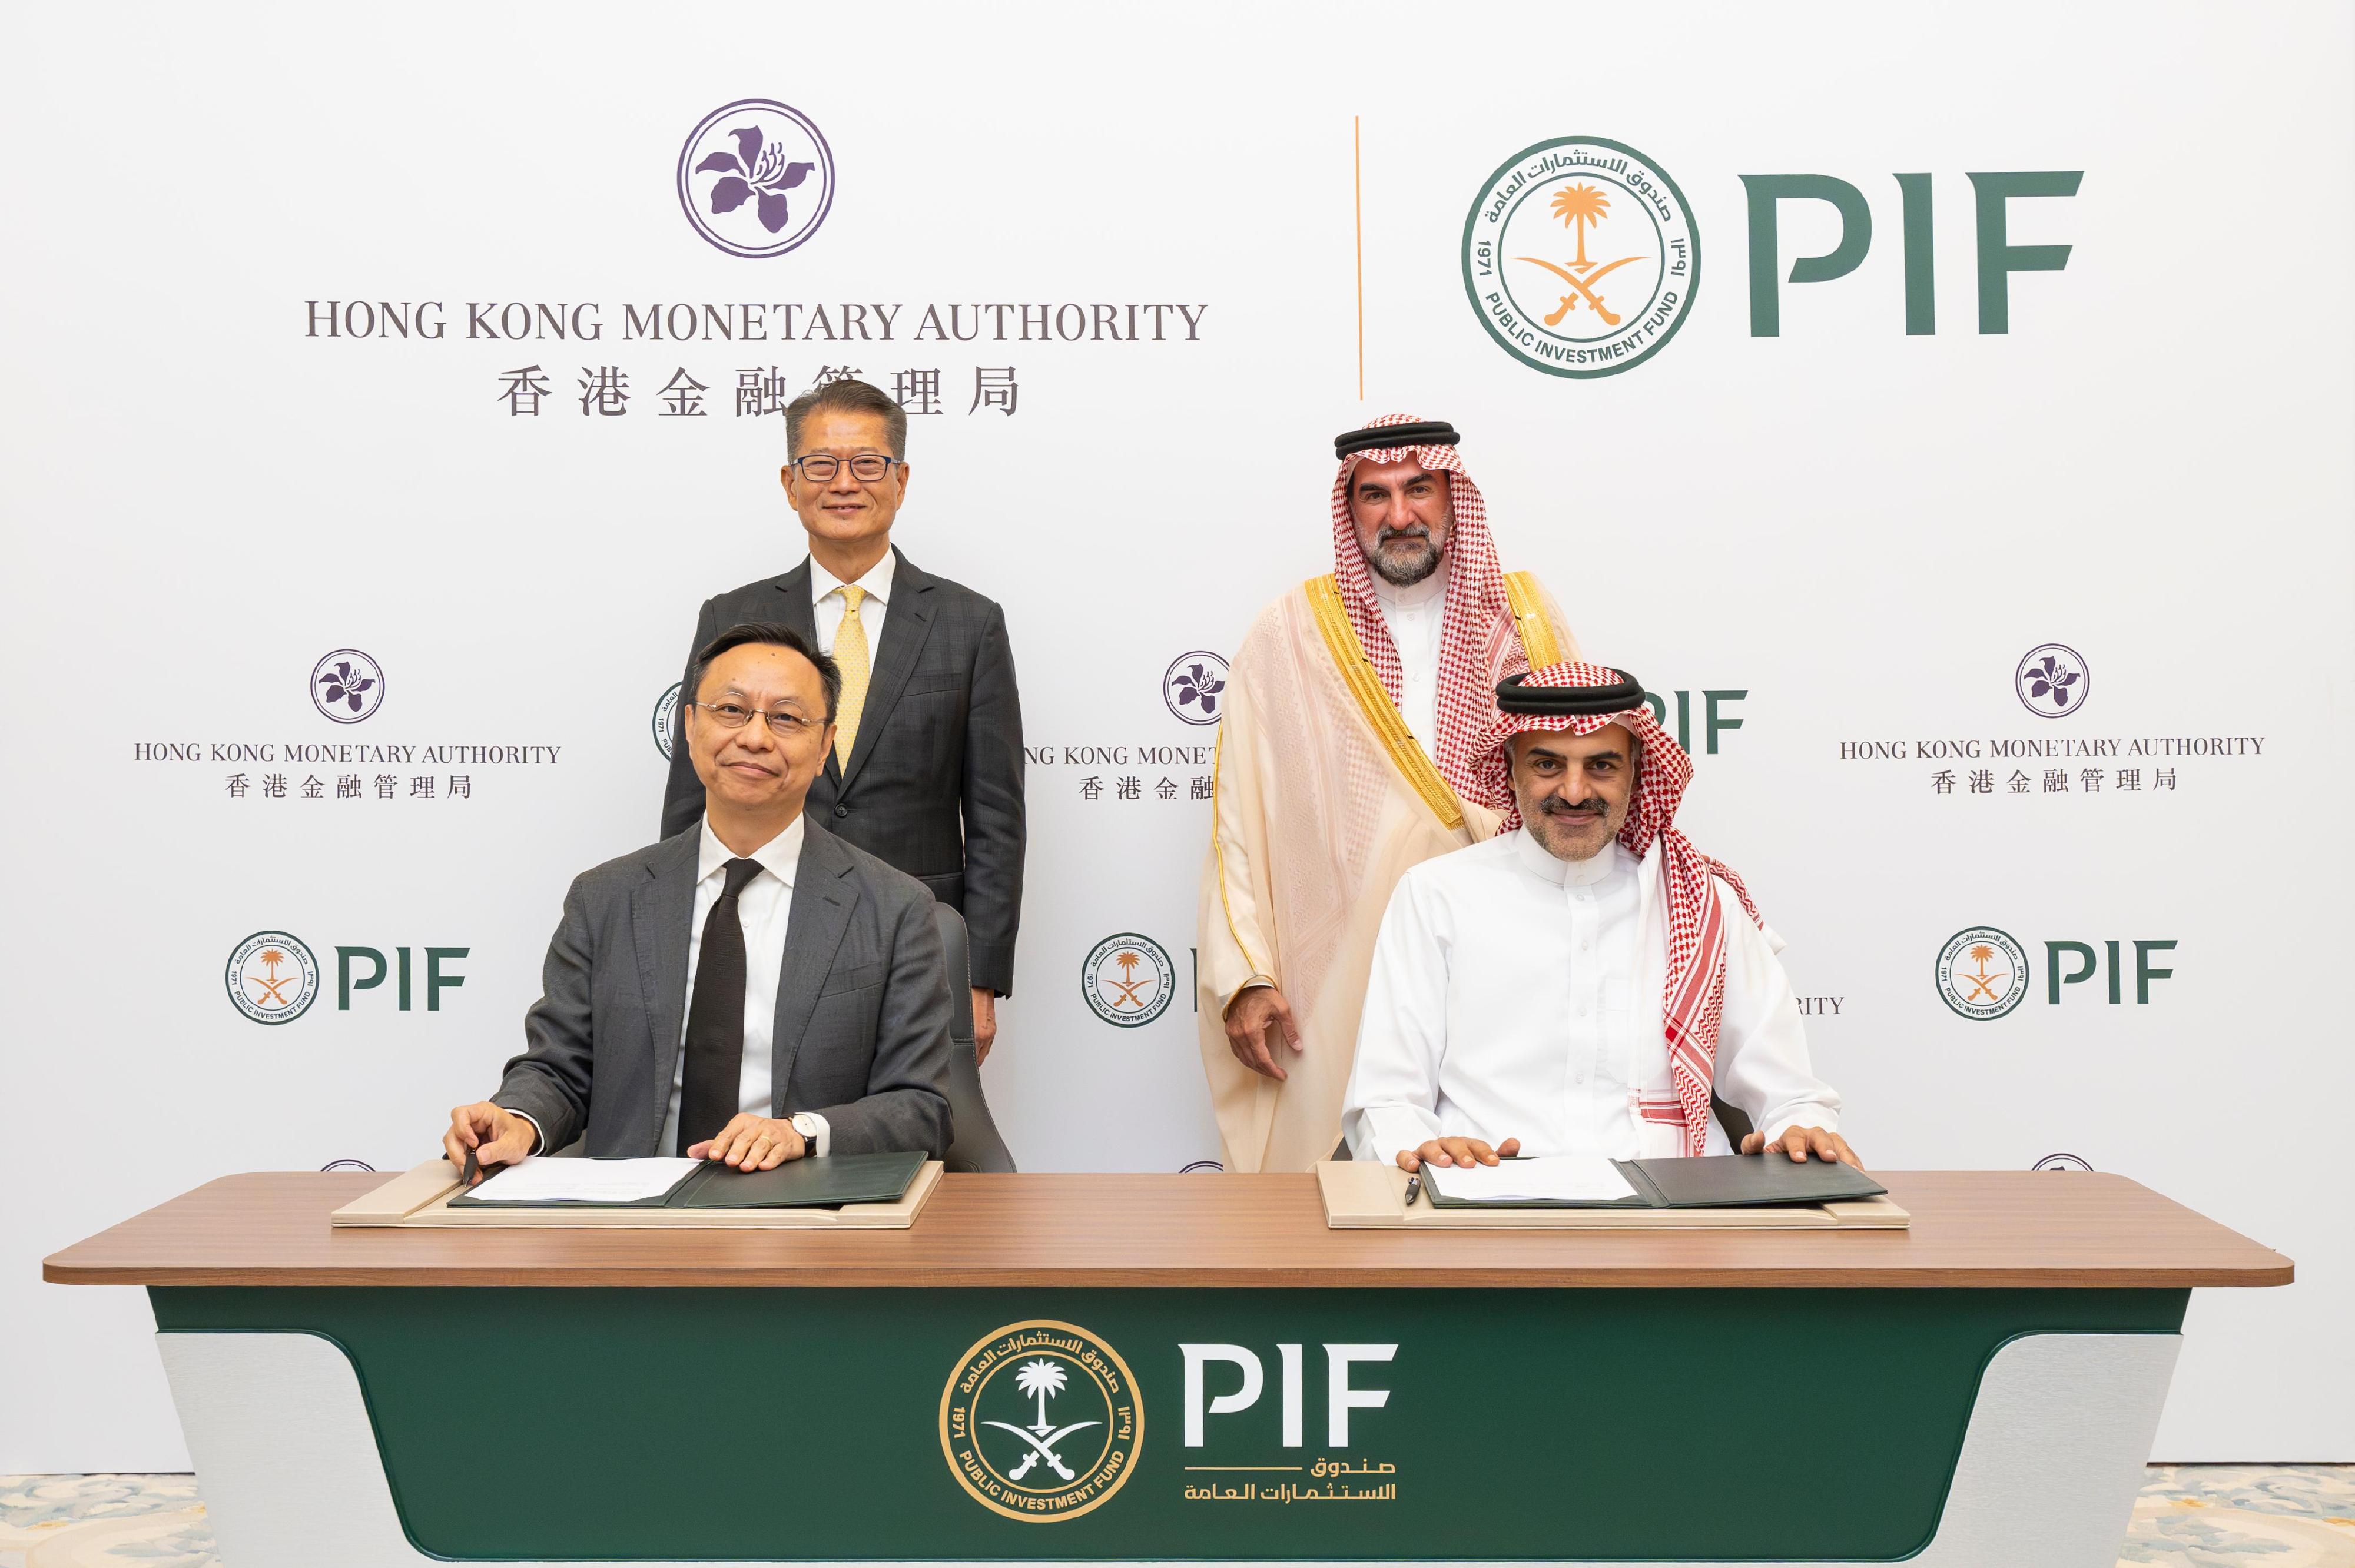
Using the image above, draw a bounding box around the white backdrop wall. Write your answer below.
[2,1,2349,1470]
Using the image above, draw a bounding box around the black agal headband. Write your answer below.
[1334,420,1460,460]
[1497,669,1646,716]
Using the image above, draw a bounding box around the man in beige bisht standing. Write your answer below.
[1196,413,1577,1172]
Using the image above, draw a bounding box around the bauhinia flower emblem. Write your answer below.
[317,660,375,715]
[695,125,814,235]
[1170,661,1226,718]
[2024,653,2081,710]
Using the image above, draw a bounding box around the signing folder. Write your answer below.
[448,1151,926,1210]
[1419,1153,1886,1210]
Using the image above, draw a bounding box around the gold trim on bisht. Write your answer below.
[1502,571,1561,669]
[1303,574,1465,833]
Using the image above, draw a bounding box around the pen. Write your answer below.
[460,1148,480,1188]
[1403,1174,1422,1207]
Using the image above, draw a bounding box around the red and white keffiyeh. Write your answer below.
[1480,662,1764,1156]
[1329,412,1518,807]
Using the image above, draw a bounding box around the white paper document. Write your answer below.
[459,1157,702,1204]
[1422,1155,1638,1204]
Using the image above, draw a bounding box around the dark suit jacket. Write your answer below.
[492,819,953,1158]
[661,549,1026,994]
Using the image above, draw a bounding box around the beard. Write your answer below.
[1366,527,1442,586]
[1528,795,1616,860]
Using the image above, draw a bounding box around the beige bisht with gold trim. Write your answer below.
[1196,415,1575,1172]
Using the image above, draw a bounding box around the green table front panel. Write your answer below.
[151,1285,2185,1562]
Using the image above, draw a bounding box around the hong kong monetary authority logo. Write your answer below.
[310,649,384,723]
[676,99,835,258]
[941,1320,1142,1522]
[1082,934,1175,1027]
[1163,652,1228,726]
[1462,135,1699,378]
[225,931,320,1024]
[2015,643,2089,718]
[1935,926,2031,1021]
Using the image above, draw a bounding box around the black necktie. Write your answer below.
[677,857,767,1155]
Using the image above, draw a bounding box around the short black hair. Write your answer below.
[688,622,841,725]
[784,377,908,461]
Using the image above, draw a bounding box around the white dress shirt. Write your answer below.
[811,549,894,659]
[658,814,827,1157]
[1343,829,1840,1164]
[1372,564,1447,760]
[508,815,828,1158]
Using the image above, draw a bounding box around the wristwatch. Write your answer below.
[790,1112,824,1155]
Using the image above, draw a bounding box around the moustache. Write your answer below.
[1540,798,1606,819]
[1375,525,1432,545]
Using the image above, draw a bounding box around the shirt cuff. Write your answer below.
[791,1112,830,1158]
[1349,1106,1442,1165]
[1223,974,1278,1013]
[504,1107,545,1158]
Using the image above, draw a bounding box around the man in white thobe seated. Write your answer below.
[1342,662,1860,1175]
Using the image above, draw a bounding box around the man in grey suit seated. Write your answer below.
[443,622,953,1180]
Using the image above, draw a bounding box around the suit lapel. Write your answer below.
[771,819,854,1110]
[632,831,701,1148]
[840,549,936,793]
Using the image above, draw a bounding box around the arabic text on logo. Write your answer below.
[225,930,320,1025]
[1934,925,2029,1021]
[310,649,385,725]
[1163,652,1228,727]
[1082,934,1175,1028]
[940,1320,1142,1522]
[2015,643,2089,719]
[653,682,682,760]
[1461,136,1700,378]
[676,99,835,259]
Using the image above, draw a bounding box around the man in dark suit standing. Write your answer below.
[661,378,1024,1059]
[447,623,953,1177]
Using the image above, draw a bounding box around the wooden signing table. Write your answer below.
[45,1170,2290,1568]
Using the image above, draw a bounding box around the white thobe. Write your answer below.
[1372,565,1447,759]
[1343,829,1840,1164]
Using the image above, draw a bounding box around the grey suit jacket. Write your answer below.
[659,550,1026,995]
[492,819,954,1158]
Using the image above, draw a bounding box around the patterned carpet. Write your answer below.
[2,1466,2350,1564]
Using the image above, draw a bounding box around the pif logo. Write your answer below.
[653,682,682,760]
[1935,926,2030,1019]
[225,931,320,1024]
[1462,136,1700,378]
[223,935,468,1023]
[1936,926,2177,1019]
[1082,935,1175,1027]
[940,1320,1142,1522]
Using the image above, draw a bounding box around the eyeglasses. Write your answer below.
[691,702,822,736]
[791,453,900,483]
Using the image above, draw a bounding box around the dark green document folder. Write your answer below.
[448,1152,926,1210]
[1421,1153,1885,1210]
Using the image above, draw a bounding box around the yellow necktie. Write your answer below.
[832,584,870,770]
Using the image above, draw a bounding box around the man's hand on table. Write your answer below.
[1223,984,1302,1081]
[689,1114,807,1170]
[443,1102,535,1184]
[1742,1124,1863,1166]
[1397,1135,1521,1172]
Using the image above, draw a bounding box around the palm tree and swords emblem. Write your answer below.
[983,1358,1103,1483]
[1518,182,1641,328]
